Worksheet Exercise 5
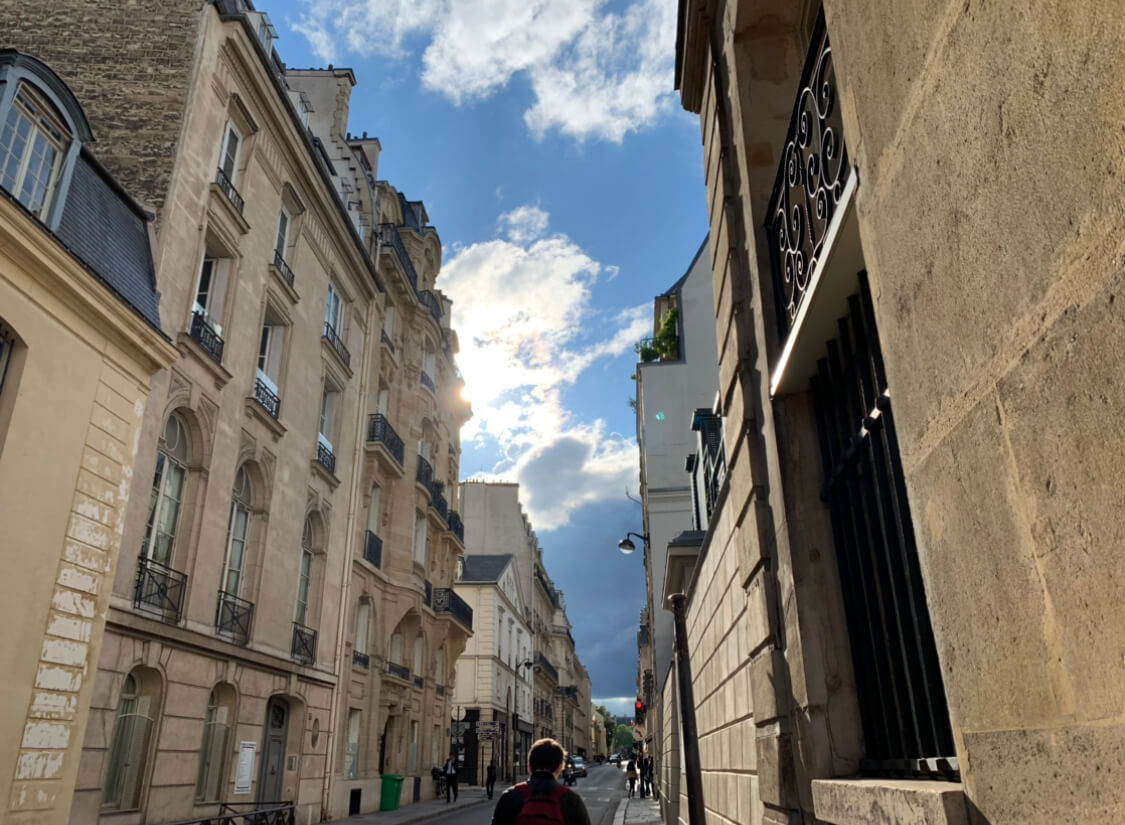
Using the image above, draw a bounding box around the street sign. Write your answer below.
[478,721,499,733]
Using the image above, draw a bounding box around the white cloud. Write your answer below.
[440,206,648,529]
[293,0,677,142]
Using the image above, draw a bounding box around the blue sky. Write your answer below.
[265,0,708,716]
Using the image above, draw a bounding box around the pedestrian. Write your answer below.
[487,759,497,800]
[491,737,591,825]
[643,757,654,798]
[638,755,647,798]
[443,753,459,803]
[626,758,637,798]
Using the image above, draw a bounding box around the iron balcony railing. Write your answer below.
[420,371,436,393]
[537,653,559,682]
[436,684,445,696]
[433,587,473,631]
[447,511,465,542]
[322,322,351,368]
[316,440,336,475]
[424,579,433,608]
[363,530,383,568]
[216,590,253,646]
[367,414,405,466]
[413,675,424,689]
[766,10,849,343]
[133,556,187,623]
[163,802,294,825]
[386,661,411,681]
[416,455,433,489]
[190,311,224,363]
[353,650,370,669]
[291,621,317,665]
[272,249,296,289]
[253,375,281,419]
[215,166,245,215]
[377,223,419,291]
[430,487,448,520]
[420,289,443,324]
[381,328,395,353]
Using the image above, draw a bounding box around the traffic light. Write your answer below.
[634,699,646,724]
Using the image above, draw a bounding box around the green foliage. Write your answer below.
[614,724,635,750]
[634,306,680,363]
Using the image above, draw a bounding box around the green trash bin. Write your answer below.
[380,774,404,811]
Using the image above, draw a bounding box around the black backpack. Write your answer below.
[514,782,569,825]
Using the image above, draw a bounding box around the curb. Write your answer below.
[330,795,491,825]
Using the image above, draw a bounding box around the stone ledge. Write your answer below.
[812,778,968,825]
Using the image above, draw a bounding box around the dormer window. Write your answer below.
[298,93,312,128]
[0,83,70,218]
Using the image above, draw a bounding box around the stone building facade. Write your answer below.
[666,1,1125,825]
[0,51,179,825]
[0,2,471,822]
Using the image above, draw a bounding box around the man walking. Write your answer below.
[491,738,591,825]
[486,759,497,799]
[443,754,459,803]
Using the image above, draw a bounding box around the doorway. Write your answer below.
[378,715,393,774]
[258,696,289,804]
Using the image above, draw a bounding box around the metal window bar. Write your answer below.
[420,371,436,393]
[447,511,464,542]
[316,440,336,475]
[386,661,411,680]
[413,675,424,689]
[420,289,443,324]
[214,166,245,215]
[436,684,445,696]
[190,310,225,363]
[367,414,405,466]
[215,590,253,646]
[253,375,281,419]
[433,588,473,631]
[272,249,296,289]
[353,650,370,669]
[430,487,448,520]
[322,322,351,368]
[810,272,956,779]
[291,621,317,665]
[133,556,187,623]
[363,530,383,568]
[377,223,419,292]
[416,455,433,489]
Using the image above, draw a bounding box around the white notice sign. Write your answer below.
[234,742,256,795]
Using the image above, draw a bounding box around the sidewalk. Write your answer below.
[328,785,491,825]
[615,796,662,825]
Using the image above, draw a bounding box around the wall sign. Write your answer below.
[234,742,256,795]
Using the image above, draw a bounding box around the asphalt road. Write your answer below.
[441,763,629,825]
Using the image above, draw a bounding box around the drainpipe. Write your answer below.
[671,594,705,825]
[321,240,380,821]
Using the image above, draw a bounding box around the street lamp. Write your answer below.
[617,531,648,555]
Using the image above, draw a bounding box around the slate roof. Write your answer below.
[459,554,513,583]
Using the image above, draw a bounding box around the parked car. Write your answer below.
[571,757,588,777]
[608,754,622,765]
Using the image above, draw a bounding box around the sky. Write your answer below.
[266,0,709,717]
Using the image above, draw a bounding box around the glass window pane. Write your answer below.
[225,506,248,595]
[295,549,311,625]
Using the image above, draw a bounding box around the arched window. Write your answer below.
[103,669,161,809]
[0,82,71,217]
[296,517,314,625]
[222,466,252,596]
[354,599,371,656]
[412,632,425,676]
[195,685,234,801]
[141,414,190,566]
[389,631,403,666]
[435,645,446,686]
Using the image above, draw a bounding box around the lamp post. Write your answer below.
[617,531,648,555]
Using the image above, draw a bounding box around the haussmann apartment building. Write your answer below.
[650,2,1125,825]
[1,1,473,822]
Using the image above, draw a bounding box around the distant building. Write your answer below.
[0,50,178,825]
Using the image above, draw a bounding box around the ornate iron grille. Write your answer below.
[291,621,317,665]
[381,329,395,353]
[416,455,434,488]
[413,675,424,689]
[537,653,559,682]
[367,414,405,466]
[447,511,464,542]
[272,249,296,289]
[420,290,443,324]
[386,661,411,680]
[420,371,436,393]
[810,273,956,779]
[353,650,370,669]
[363,529,383,568]
[766,10,850,341]
[433,588,473,631]
[430,488,448,520]
[322,322,351,368]
[133,556,186,623]
[253,376,280,419]
[377,223,419,291]
[215,590,253,646]
[190,311,224,363]
[424,579,433,608]
[316,440,336,475]
[214,166,245,215]
[165,802,294,825]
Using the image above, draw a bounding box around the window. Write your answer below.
[413,633,424,676]
[103,670,159,810]
[0,83,69,217]
[218,122,241,184]
[318,385,338,452]
[0,324,11,396]
[274,208,290,260]
[389,632,403,665]
[436,646,446,686]
[354,600,371,656]
[382,305,395,341]
[407,720,419,773]
[256,307,286,396]
[298,94,312,128]
[376,387,389,416]
[195,687,232,801]
[325,283,343,335]
[345,710,361,779]
[296,517,314,626]
[193,254,229,335]
[431,724,442,770]
[222,467,252,596]
[366,486,381,534]
[140,415,190,566]
[412,511,427,565]
[422,346,436,381]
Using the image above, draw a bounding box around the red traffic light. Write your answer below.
[635,700,645,712]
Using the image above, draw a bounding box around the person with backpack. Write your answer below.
[490,738,591,825]
[625,758,638,798]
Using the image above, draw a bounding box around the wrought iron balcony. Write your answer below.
[386,661,411,681]
[190,310,224,363]
[216,590,253,646]
[363,530,383,568]
[420,370,436,393]
[433,587,473,631]
[133,556,187,623]
[272,249,296,289]
[767,11,849,343]
[353,650,370,669]
[377,223,419,291]
[253,375,281,419]
[316,440,336,475]
[420,289,443,324]
[413,675,424,689]
[322,322,351,368]
[430,487,448,520]
[416,454,433,489]
[537,653,559,682]
[381,328,395,353]
[291,621,317,665]
[367,413,405,466]
[215,166,245,215]
[447,510,465,542]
